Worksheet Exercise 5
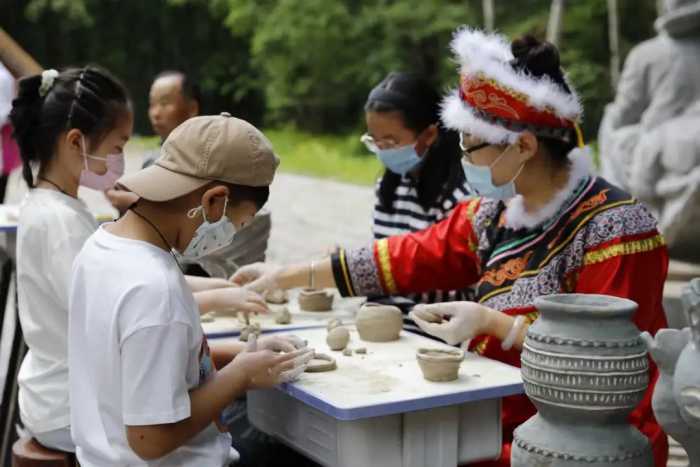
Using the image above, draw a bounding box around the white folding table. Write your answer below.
[210,327,523,467]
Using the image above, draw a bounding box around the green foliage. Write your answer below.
[4,0,659,141]
[25,0,93,25]
[217,0,477,131]
[264,127,382,185]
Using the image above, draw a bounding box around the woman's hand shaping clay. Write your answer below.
[230,262,282,293]
[409,302,493,346]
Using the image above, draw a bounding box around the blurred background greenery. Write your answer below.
[3,0,659,184]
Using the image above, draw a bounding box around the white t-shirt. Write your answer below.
[69,226,231,467]
[17,188,98,433]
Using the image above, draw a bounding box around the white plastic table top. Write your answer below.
[0,205,19,232]
[203,290,363,338]
[218,327,524,421]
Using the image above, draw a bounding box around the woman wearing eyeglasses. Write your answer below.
[233,30,669,466]
[360,72,472,307]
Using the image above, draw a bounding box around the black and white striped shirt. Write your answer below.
[372,175,473,304]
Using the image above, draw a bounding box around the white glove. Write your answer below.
[409,302,492,346]
[230,262,282,293]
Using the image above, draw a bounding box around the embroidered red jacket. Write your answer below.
[331,176,669,467]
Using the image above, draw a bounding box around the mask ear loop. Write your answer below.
[187,196,229,223]
[489,143,526,187]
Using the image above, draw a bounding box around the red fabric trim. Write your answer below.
[384,201,481,295]
[460,76,575,130]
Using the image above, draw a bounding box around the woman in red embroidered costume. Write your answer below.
[233,30,669,467]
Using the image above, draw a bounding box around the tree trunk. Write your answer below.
[483,0,495,31]
[607,0,621,90]
[0,29,42,78]
[546,0,565,46]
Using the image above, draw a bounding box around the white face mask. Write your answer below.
[181,197,237,261]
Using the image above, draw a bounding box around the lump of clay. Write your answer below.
[355,347,367,355]
[416,348,464,382]
[343,348,353,357]
[327,318,343,331]
[326,326,350,351]
[305,353,337,372]
[200,311,216,323]
[274,307,292,325]
[356,303,402,342]
[239,322,261,342]
[264,289,288,304]
[298,288,334,312]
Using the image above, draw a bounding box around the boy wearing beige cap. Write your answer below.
[68,114,312,466]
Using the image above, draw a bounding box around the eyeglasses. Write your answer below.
[360,133,401,152]
[459,133,490,163]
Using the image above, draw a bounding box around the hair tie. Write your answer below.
[39,69,59,98]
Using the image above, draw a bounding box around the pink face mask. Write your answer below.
[79,136,125,191]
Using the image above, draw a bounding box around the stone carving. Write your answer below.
[643,278,700,467]
[511,294,653,467]
[416,348,464,382]
[356,303,402,342]
[599,0,700,261]
[675,280,700,427]
[642,327,697,466]
[298,288,334,311]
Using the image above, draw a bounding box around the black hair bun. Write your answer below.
[511,34,561,79]
[10,75,43,161]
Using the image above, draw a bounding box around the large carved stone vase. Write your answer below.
[511,294,653,467]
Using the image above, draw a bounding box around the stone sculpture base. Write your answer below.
[512,415,652,467]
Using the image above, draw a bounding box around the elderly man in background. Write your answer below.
[109,69,273,278]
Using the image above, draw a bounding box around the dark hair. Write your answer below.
[10,66,131,187]
[229,184,269,211]
[154,70,202,107]
[365,72,464,211]
[509,35,577,163]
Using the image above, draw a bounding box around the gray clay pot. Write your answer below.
[511,293,653,467]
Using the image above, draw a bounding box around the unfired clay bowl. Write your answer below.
[298,288,334,312]
[305,353,337,372]
[416,348,464,382]
[356,303,402,342]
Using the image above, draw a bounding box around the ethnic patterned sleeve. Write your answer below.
[571,200,669,461]
[331,198,483,297]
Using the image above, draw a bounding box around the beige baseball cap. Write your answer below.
[118,113,280,202]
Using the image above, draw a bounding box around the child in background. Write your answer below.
[10,66,132,452]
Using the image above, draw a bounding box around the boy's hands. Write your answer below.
[231,334,313,389]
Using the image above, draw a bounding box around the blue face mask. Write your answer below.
[461,147,524,201]
[374,143,423,175]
